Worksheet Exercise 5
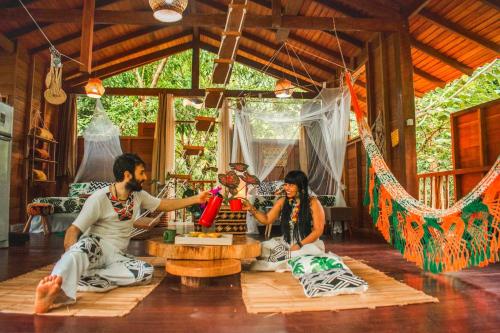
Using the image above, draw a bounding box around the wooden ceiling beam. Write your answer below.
[419,9,500,53]
[200,31,324,90]
[480,0,500,12]
[275,0,303,43]
[65,30,192,81]
[30,25,110,55]
[63,26,168,63]
[66,86,317,98]
[0,32,15,54]
[80,0,95,73]
[203,29,331,83]
[403,0,433,19]
[4,0,118,40]
[201,41,320,92]
[249,0,365,49]
[66,42,193,87]
[410,37,473,75]
[328,0,401,19]
[0,9,403,31]
[413,67,445,86]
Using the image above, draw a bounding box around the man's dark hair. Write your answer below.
[113,153,145,181]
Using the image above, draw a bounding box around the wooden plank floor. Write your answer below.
[0,232,499,333]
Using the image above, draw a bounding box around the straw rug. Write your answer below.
[241,256,439,313]
[0,257,165,317]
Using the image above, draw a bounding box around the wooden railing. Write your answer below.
[417,166,491,209]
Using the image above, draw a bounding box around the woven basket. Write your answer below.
[194,205,247,234]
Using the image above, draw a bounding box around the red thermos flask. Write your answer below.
[198,193,223,228]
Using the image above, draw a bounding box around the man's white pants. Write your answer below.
[51,234,154,304]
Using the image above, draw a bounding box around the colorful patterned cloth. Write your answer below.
[346,74,500,273]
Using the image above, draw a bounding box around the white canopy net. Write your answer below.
[74,99,123,182]
[230,86,351,233]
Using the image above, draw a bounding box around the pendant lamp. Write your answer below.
[274,78,294,98]
[149,0,188,23]
[84,78,105,98]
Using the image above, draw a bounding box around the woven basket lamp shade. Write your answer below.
[274,78,294,98]
[149,0,188,22]
[84,78,105,98]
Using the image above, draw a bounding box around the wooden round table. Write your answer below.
[146,236,261,287]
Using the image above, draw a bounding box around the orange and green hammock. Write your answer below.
[345,73,500,273]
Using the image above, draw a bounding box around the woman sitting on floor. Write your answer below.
[243,170,325,271]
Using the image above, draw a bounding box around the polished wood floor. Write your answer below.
[0,232,499,333]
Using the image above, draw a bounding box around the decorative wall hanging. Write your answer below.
[44,47,67,105]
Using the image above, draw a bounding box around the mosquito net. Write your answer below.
[230,86,351,232]
[74,99,123,182]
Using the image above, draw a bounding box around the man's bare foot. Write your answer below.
[34,275,62,314]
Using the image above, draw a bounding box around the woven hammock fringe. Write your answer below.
[346,72,500,273]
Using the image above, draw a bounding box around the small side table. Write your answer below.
[326,206,354,240]
[24,203,54,235]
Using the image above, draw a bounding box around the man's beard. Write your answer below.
[125,177,143,192]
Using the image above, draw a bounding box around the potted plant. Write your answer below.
[218,163,261,211]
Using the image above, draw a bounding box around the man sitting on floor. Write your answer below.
[34,153,211,313]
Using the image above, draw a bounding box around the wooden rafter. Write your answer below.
[66,87,317,98]
[0,9,403,32]
[190,1,200,89]
[403,0,433,19]
[327,0,401,18]
[246,0,365,49]
[419,9,500,53]
[201,41,319,92]
[65,30,192,81]
[0,32,15,54]
[413,67,445,86]
[410,37,473,75]
[275,0,305,43]
[80,0,95,73]
[63,26,168,64]
[480,0,500,12]
[30,25,110,55]
[202,29,325,85]
[66,42,193,87]
[4,0,118,40]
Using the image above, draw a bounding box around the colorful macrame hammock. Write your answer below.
[345,73,500,273]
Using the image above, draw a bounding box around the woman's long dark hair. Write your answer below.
[280,170,312,244]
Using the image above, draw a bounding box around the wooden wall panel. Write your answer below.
[451,98,500,198]
[1,46,48,226]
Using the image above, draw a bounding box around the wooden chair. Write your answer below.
[326,206,354,240]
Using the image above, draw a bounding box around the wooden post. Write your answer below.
[80,0,95,73]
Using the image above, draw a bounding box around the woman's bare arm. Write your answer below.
[244,197,285,225]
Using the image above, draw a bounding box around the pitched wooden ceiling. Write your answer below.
[0,0,498,102]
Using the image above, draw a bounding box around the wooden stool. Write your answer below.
[327,207,354,240]
[24,203,54,235]
[166,259,241,288]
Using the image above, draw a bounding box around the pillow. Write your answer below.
[88,181,111,193]
[257,181,284,195]
[299,269,368,298]
[33,169,47,181]
[68,183,91,197]
[288,254,350,278]
[30,127,54,141]
[34,148,50,160]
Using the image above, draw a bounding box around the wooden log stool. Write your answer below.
[166,259,241,288]
[24,203,54,235]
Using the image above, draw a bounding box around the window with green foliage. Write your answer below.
[76,49,282,180]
